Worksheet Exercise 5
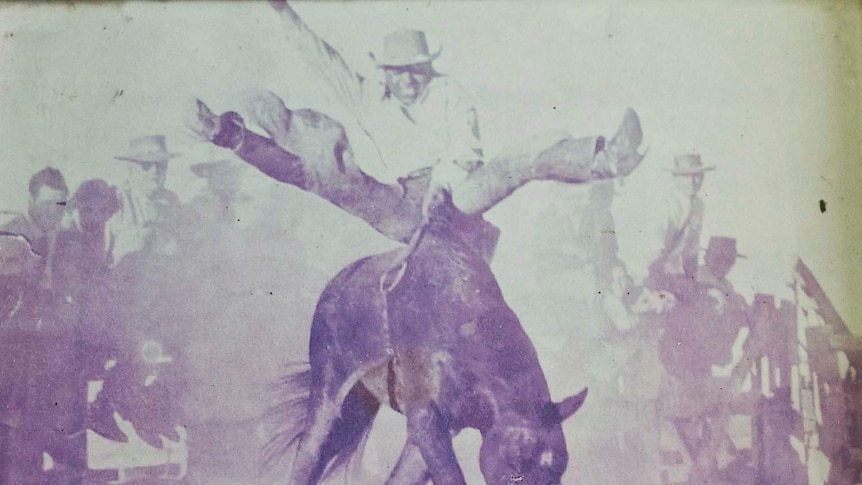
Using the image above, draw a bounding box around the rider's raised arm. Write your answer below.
[270,0,366,116]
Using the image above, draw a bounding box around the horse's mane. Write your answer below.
[263,361,372,481]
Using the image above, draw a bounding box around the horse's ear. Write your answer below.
[554,388,588,423]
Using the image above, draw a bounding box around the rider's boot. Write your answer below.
[447,108,644,215]
[530,107,645,182]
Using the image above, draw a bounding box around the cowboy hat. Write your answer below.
[115,135,179,164]
[703,236,747,259]
[666,153,715,175]
[369,29,442,67]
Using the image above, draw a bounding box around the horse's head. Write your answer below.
[479,389,587,485]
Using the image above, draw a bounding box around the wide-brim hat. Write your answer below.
[369,29,442,67]
[115,135,180,164]
[667,153,716,175]
[703,236,747,259]
[190,159,243,178]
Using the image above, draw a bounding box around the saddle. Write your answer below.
[397,167,500,264]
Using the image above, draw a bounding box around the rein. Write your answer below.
[378,221,429,294]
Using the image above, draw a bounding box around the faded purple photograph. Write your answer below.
[1,1,860,484]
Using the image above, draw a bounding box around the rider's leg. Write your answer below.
[201,96,424,243]
[446,108,644,216]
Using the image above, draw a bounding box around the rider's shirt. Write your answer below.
[363,76,482,181]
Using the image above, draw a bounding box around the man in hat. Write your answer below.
[697,236,741,295]
[647,153,715,290]
[255,1,481,184]
[187,159,246,226]
[192,0,645,252]
[225,2,643,234]
[108,134,183,264]
[657,235,750,483]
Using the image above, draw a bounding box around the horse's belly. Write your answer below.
[359,350,463,414]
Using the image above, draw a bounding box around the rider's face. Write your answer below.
[384,62,433,106]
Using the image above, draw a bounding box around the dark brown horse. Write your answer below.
[268,197,587,485]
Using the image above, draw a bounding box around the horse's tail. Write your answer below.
[263,361,312,472]
[263,362,376,481]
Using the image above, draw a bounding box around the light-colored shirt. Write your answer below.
[273,5,482,183]
[655,193,705,275]
[107,185,181,265]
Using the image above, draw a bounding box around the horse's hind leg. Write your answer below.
[385,442,430,485]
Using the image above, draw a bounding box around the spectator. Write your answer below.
[658,236,750,484]
[647,154,715,289]
[108,135,183,264]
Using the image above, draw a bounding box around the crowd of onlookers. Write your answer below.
[0,134,304,483]
[544,153,809,484]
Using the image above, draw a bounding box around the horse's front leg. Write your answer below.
[386,441,430,485]
[405,404,466,485]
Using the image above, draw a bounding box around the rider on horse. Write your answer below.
[187,4,647,483]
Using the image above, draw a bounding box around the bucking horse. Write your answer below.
[189,97,645,484]
[266,197,588,485]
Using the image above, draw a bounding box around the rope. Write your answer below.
[378,222,429,295]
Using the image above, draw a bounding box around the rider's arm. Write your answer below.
[443,79,484,167]
[270,1,366,115]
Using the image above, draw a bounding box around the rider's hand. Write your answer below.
[187,98,246,150]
